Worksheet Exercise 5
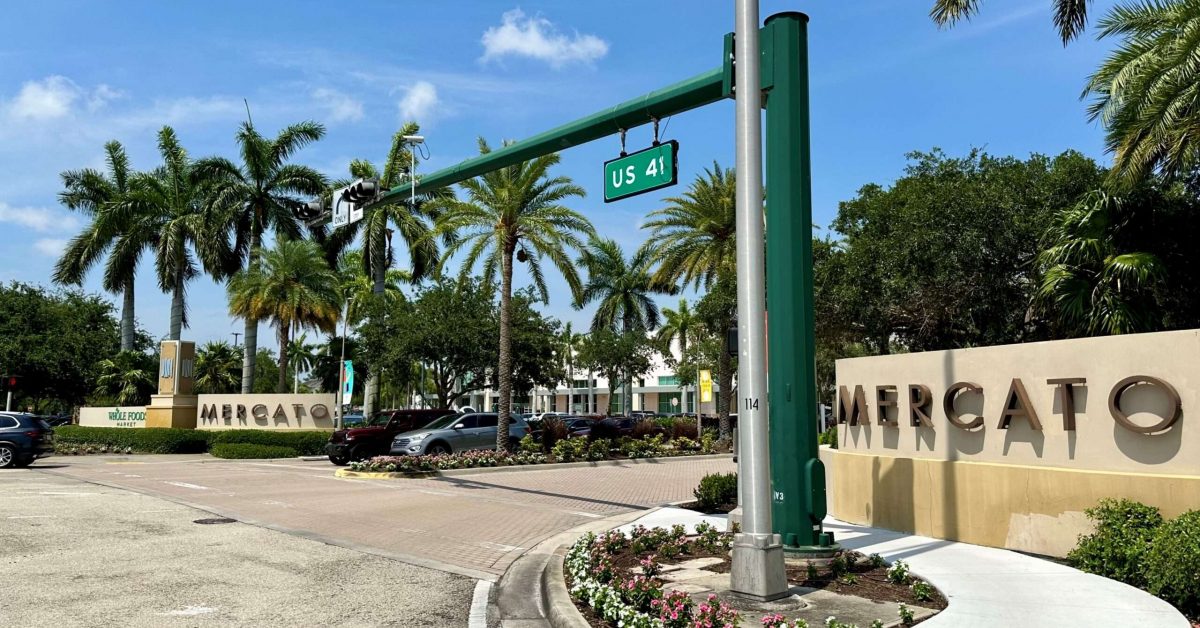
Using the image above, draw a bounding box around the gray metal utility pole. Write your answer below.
[729,0,788,601]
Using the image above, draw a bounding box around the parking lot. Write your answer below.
[1,454,734,626]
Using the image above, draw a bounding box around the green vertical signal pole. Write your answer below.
[763,12,835,553]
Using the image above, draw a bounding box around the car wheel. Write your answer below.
[328,454,349,466]
[427,442,451,456]
[349,445,372,462]
[0,445,15,469]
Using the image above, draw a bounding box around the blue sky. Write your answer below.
[0,1,1116,351]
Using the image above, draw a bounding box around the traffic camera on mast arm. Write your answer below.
[291,135,425,229]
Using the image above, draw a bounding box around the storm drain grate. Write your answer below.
[193,517,237,525]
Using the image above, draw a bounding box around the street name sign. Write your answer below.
[604,140,678,202]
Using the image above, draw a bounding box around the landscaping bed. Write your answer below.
[347,433,727,474]
[53,426,330,457]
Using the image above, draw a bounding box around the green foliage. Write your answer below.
[911,580,934,602]
[819,149,1105,354]
[898,603,914,625]
[700,430,716,454]
[194,341,241,394]
[622,434,666,458]
[552,437,589,462]
[93,350,156,406]
[576,330,658,414]
[1144,510,1200,617]
[209,430,330,456]
[868,553,886,569]
[887,559,910,585]
[0,282,121,412]
[693,472,738,512]
[830,554,848,577]
[587,438,612,461]
[1084,0,1200,184]
[55,426,211,454]
[819,426,838,449]
[518,434,541,454]
[209,443,298,459]
[1068,498,1163,588]
[930,0,1091,44]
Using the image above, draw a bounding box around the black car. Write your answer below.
[0,413,55,468]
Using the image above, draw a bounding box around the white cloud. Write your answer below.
[481,9,608,68]
[312,87,364,123]
[398,81,438,122]
[5,76,123,120]
[0,202,79,233]
[34,238,68,257]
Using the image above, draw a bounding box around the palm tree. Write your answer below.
[194,341,242,394]
[315,122,448,417]
[118,126,238,339]
[657,298,697,412]
[94,351,156,405]
[227,239,341,393]
[201,120,327,394]
[641,162,738,436]
[577,237,671,415]
[930,0,1092,44]
[432,138,594,450]
[288,332,321,393]
[1037,190,1167,335]
[54,141,141,351]
[337,248,412,325]
[1082,1,1200,185]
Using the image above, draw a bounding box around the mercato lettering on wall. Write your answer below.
[199,403,331,426]
[837,375,1181,435]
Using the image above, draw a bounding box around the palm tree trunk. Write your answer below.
[495,245,515,451]
[277,323,290,394]
[241,230,262,394]
[169,268,184,341]
[717,327,733,439]
[120,277,135,352]
[363,251,385,419]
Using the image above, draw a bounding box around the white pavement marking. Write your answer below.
[478,541,522,553]
[467,580,491,628]
[162,605,217,616]
[163,481,210,490]
[245,462,331,471]
[418,489,457,496]
[571,511,605,518]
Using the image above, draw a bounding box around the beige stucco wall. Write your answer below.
[830,329,1200,556]
[195,394,335,431]
[79,406,146,428]
[835,329,1198,475]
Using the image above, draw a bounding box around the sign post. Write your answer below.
[603,141,678,202]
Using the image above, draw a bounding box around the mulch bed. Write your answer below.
[674,500,735,515]
[790,551,948,610]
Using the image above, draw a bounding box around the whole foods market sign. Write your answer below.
[79,406,147,428]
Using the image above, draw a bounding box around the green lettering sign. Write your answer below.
[603,141,678,202]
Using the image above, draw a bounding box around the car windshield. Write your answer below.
[422,413,461,430]
[365,414,391,427]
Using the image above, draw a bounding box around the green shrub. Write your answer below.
[540,417,569,453]
[818,425,838,449]
[55,426,212,454]
[210,443,298,459]
[1145,510,1200,617]
[208,430,330,455]
[694,472,738,512]
[518,434,541,454]
[587,438,611,461]
[1067,498,1163,588]
[551,437,588,462]
[622,434,666,458]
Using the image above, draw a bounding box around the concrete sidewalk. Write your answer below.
[627,507,1189,628]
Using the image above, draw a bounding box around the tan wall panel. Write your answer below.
[827,449,1200,557]
[79,406,147,428]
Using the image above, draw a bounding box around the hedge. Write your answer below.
[53,426,330,456]
[210,443,298,459]
[209,430,329,455]
[55,426,212,454]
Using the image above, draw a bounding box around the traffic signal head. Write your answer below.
[294,199,325,221]
[341,178,380,204]
[0,375,18,392]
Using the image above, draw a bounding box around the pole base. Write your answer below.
[782,543,842,562]
[729,532,789,601]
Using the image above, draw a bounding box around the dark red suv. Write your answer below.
[326,409,454,465]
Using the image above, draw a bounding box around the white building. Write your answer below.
[460,336,727,416]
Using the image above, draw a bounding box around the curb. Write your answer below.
[495,508,660,627]
[334,453,733,480]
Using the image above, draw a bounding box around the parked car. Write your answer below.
[326,408,455,465]
[563,417,594,438]
[0,413,55,468]
[389,412,529,456]
[339,413,366,428]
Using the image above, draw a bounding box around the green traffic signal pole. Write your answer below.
[363,9,830,555]
[762,12,835,553]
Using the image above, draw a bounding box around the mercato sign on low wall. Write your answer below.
[828,328,1199,557]
[195,394,335,431]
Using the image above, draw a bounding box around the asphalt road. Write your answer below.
[1,454,734,627]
